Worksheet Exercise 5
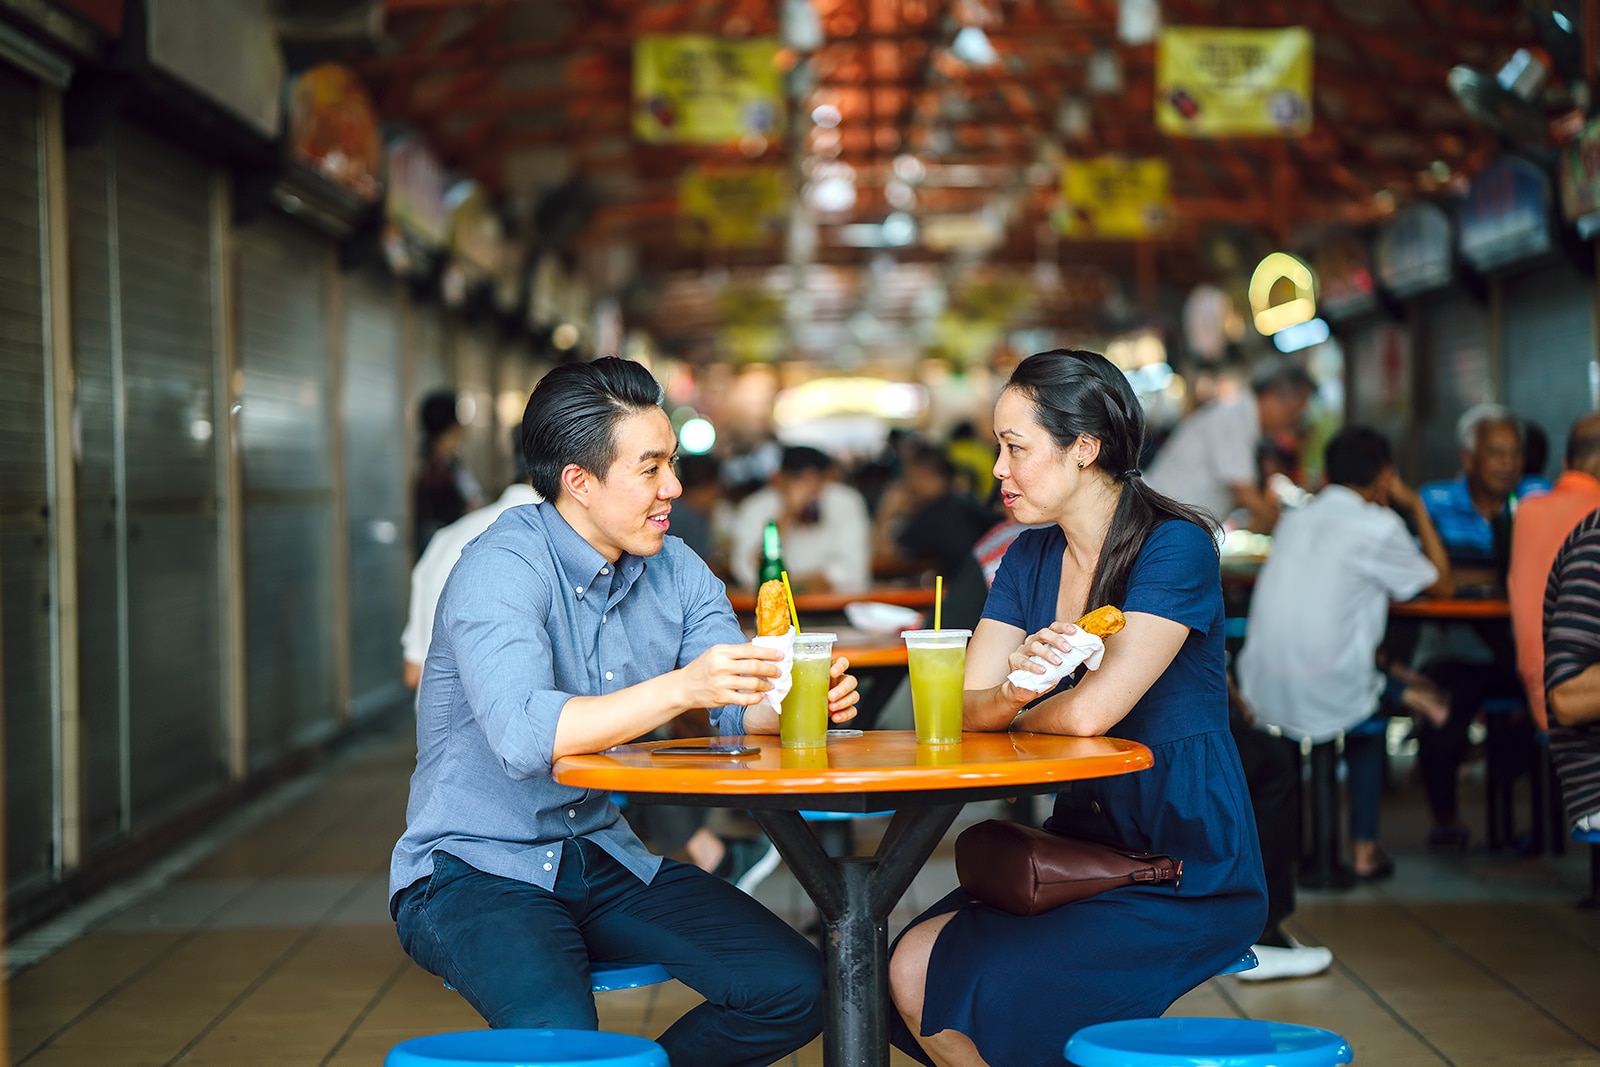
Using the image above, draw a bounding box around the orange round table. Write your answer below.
[555,730,1152,1067]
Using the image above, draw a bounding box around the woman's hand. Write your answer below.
[1007,621,1079,676]
[827,655,860,723]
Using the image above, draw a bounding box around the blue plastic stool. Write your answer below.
[1065,1017,1352,1067]
[444,962,671,996]
[1215,949,1259,976]
[385,1028,667,1066]
[1576,826,1600,909]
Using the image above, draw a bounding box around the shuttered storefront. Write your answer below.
[115,124,226,828]
[0,67,57,891]
[236,213,338,766]
[1503,263,1596,478]
[1417,291,1491,480]
[342,268,408,718]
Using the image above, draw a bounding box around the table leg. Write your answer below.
[753,805,961,1067]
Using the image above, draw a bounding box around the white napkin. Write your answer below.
[751,628,795,715]
[1006,629,1106,693]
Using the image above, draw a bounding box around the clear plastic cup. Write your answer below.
[780,632,836,748]
[902,629,971,745]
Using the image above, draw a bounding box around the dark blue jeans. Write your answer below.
[395,843,823,1067]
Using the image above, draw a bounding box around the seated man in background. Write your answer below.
[872,443,998,579]
[1415,404,1549,847]
[1239,427,1450,887]
[1543,506,1600,833]
[391,359,860,1062]
[1508,414,1600,734]
[729,445,871,593]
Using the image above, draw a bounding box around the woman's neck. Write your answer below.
[1055,477,1120,565]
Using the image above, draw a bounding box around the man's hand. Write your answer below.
[826,655,860,722]
[677,643,783,709]
[1384,472,1423,514]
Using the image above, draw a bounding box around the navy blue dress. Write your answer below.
[891,520,1267,1067]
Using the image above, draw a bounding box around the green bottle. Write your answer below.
[759,521,786,585]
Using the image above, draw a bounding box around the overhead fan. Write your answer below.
[1447,59,1553,155]
[1523,1,1586,89]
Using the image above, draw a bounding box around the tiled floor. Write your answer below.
[7,714,1600,1066]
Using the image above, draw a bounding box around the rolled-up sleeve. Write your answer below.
[439,545,575,779]
[675,561,749,735]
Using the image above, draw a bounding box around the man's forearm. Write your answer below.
[551,672,694,760]
[1411,506,1453,596]
[1549,663,1600,726]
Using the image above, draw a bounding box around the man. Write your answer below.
[1415,404,1550,847]
[402,430,541,690]
[1238,427,1450,925]
[1545,507,1600,833]
[390,358,859,1063]
[872,444,998,578]
[1508,414,1600,733]
[729,445,871,593]
[413,389,485,558]
[1145,359,1316,531]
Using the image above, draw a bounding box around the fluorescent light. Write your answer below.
[1272,317,1330,353]
[951,26,998,66]
[679,418,717,454]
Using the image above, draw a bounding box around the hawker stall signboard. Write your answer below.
[289,64,383,203]
[679,166,788,247]
[1373,202,1452,300]
[1458,156,1551,272]
[1559,116,1600,239]
[634,35,784,145]
[1156,27,1312,137]
[1056,157,1171,239]
[1313,232,1378,321]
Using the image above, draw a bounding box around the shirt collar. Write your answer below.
[536,500,636,602]
[1319,483,1368,508]
[1556,470,1600,495]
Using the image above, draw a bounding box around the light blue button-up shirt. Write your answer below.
[389,500,747,910]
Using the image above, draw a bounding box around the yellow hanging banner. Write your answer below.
[1057,157,1171,239]
[680,166,788,247]
[1156,27,1313,137]
[634,35,785,145]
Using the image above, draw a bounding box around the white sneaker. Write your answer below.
[733,841,783,895]
[1234,938,1333,981]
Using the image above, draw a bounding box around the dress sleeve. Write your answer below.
[980,529,1038,630]
[1121,520,1221,633]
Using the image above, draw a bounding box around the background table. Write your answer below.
[555,731,1152,1067]
[1388,597,1510,621]
[724,586,937,616]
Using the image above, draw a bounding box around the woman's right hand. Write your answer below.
[999,622,1078,707]
[677,643,783,709]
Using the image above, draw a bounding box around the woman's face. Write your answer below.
[991,388,1079,524]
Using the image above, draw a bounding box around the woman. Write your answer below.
[887,350,1267,1067]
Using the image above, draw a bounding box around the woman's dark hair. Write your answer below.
[1323,426,1392,489]
[1006,349,1219,608]
[520,357,664,501]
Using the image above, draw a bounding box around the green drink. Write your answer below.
[781,633,835,748]
[903,629,971,745]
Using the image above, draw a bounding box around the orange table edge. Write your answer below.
[1389,597,1510,620]
[724,586,938,615]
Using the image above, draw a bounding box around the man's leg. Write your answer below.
[1230,719,1298,943]
[394,852,597,1029]
[578,839,824,1067]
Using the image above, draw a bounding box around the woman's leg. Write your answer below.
[889,911,990,1067]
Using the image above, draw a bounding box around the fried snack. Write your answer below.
[1075,604,1126,639]
[756,579,792,636]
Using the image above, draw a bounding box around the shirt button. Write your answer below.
[601,567,609,575]
[602,614,608,623]
[544,862,553,871]
[568,809,577,818]
[605,671,613,681]
[575,586,583,595]
[546,850,554,858]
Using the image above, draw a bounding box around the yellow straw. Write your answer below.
[935,575,943,630]
[780,570,802,633]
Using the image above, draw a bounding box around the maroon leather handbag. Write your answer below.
[954,819,1183,917]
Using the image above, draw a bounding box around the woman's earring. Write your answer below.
[1077,461,1085,469]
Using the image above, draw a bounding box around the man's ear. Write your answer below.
[560,463,592,507]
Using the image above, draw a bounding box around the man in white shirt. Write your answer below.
[729,446,871,593]
[1145,360,1315,531]
[1239,426,1451,881]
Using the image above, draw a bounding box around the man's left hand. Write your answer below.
[828,655,860,723]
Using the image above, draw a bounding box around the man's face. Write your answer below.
[1257,386,1311,437]
[582,408,682,560]
[778,468,826,517]
[1464,421,1523,500]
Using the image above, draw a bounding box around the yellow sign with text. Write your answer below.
[1057,157,1171,239]
[1156,27,1313,137]
[680,166,788,247]
[634,35,785,145]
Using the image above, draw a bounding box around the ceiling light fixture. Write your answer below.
[951,25,998,65]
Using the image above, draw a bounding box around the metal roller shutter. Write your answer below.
[114,123,225,827]
[0,67,57,892]
[1417,292,1491,481]
[1503,264,1596,479]
[236,213,337,766]
[68,136,127,848]
[342,268,408,718]
[452,321,495,494]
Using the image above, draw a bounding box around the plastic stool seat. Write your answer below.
[385,1027,667,1066]
[1066,1017,1352,1067]
[1575,827,1600,845]
[798,809,893,821]
[589,962,672,992]
[1215,949,1259,976]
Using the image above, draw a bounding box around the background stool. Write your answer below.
[1576,827,1600,909]
[1064,1017,1352,1067]
[385,1028,667,1066]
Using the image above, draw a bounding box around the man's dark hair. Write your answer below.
[1565,416,1600,471]
[677,453,722,492]
[906,443,955,481]
[420,390,459,440]
[520,358,664,501]
[1249,359,1316,398]
[780,445,832,475]
[1324,426,1393,489]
